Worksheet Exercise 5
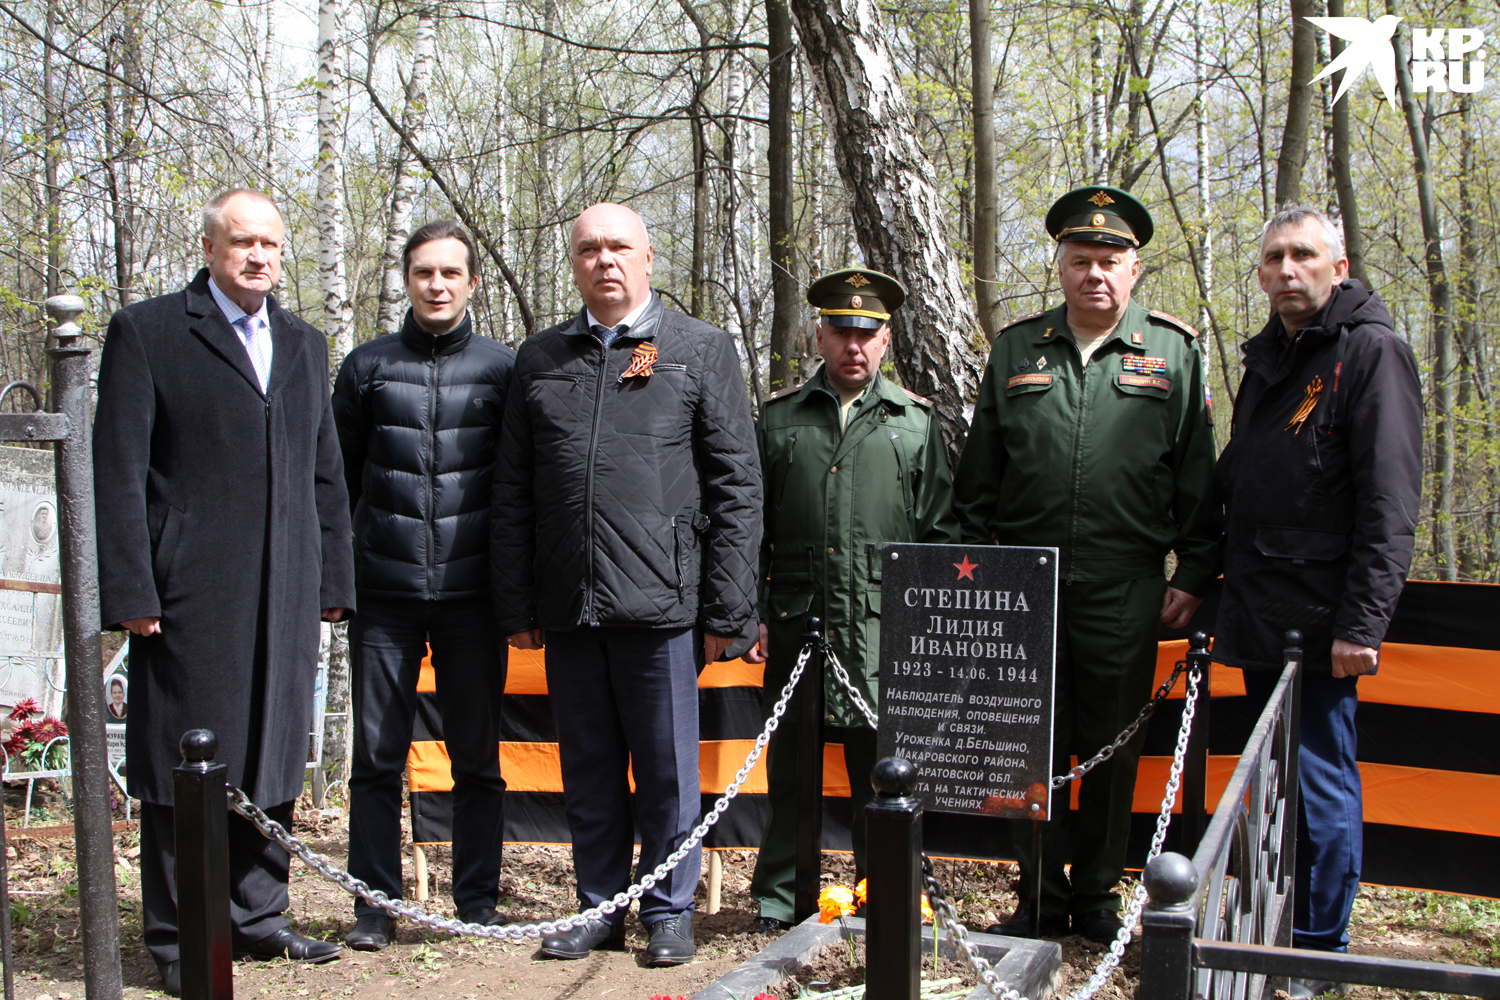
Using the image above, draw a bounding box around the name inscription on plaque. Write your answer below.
[876,543,1057,819]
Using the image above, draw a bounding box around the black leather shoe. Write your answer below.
[985,906,1069,938]
[1290,979,1345,999]
[233,927,341,963]
[346,913,395,951]
[155,959,181,996]
[539,918,624,959]
[1074,908,1125,944]
[753,915,793,933]
[645,912,696,966]
[459,906,515,927]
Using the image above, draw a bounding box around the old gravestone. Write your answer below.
[876,543,1057,819]
[0,444,65,722]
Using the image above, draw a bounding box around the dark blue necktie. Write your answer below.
[591,323,628,348]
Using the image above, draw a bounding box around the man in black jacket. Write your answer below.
[333,221,517,950]
[95,189,354,993]
[1214,207,1422,996]
[492,203,761,965]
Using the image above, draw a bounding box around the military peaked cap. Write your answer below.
[807,267,907,330]
[1045,185,1154,249]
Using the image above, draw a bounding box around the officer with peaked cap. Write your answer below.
[953,187,1220,941]
[746,266,959,930]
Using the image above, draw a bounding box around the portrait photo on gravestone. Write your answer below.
[876,542,1058,820]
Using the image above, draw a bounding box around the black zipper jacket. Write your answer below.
[332,311,516,600]
[490,293,762,636]
[1213,280,1423,670]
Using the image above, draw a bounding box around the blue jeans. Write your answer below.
[1242,668,1362,952]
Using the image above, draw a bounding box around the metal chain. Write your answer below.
[819,641,1190,796]
[230,644,815,942]
[1050,659,1188,790]
[825,644,881,729]
[922,664,1202,1000]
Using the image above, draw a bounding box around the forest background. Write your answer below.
[1,0,1494,590]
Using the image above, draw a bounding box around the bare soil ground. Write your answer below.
[3,789,1496,1000]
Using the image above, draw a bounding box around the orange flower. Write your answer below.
[854,879,868,906]
[818,884,857,923]
[920,894,934,924]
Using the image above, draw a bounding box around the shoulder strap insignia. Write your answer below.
[998,310,1045,335]
[763,382,804,402]
[1149,309,1200,339]
[900,386,934,407]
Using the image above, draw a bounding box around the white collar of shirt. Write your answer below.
[584,296,651,336]
[207,276,271,331]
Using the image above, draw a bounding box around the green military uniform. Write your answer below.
[952,187,1219,932]
[749,269,960,925]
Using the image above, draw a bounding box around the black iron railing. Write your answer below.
[1139,631,1500,1000]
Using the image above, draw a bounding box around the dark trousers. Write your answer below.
[346,596,507,918]
[750,724,877,922]
[543,626,701,927]
[1010,575,1166,921]
[140,799,293,966]
[1243,668,1361,952]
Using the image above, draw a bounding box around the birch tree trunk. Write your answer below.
[318,0,353,364]
[722,0,763,406]
[377,8,438,336]
[787,0,983,454]
[1391,8,1456,579]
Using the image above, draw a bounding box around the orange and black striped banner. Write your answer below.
[407,579,1500,898]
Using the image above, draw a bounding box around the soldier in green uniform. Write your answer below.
[953,187,1219,942]
[747,267,960,931]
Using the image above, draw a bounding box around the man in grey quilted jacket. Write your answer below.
[492,203,761,965]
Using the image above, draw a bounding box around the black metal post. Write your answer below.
[864,757,921,1000]
[1138,852,1199,1000]
[1030,820,1043,938]
[1280,630,1304,950]
[46,295,124,1000]
[174,730,233,1000]
[793,616,827,924]
[1180,631,1213,854]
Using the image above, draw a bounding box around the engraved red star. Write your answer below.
[954,555,977,580]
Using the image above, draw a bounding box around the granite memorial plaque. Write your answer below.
[876,543,1057,819]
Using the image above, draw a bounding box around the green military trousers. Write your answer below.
[748,614,879,922]
[1009,574,1166,923]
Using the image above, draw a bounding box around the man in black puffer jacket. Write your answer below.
[333,221,517,950]
[493,203,761,966]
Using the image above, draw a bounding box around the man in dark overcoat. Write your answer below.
[94,188,355,993]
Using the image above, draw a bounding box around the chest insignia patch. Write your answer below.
[1008,373,1054,389]
[1036,357,1048,370]
[1017,358,1030,371]
[1121,355,1167,374]
[619,341,658,382]
[1118,374,1171,391]
[1285,375,1323,433]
